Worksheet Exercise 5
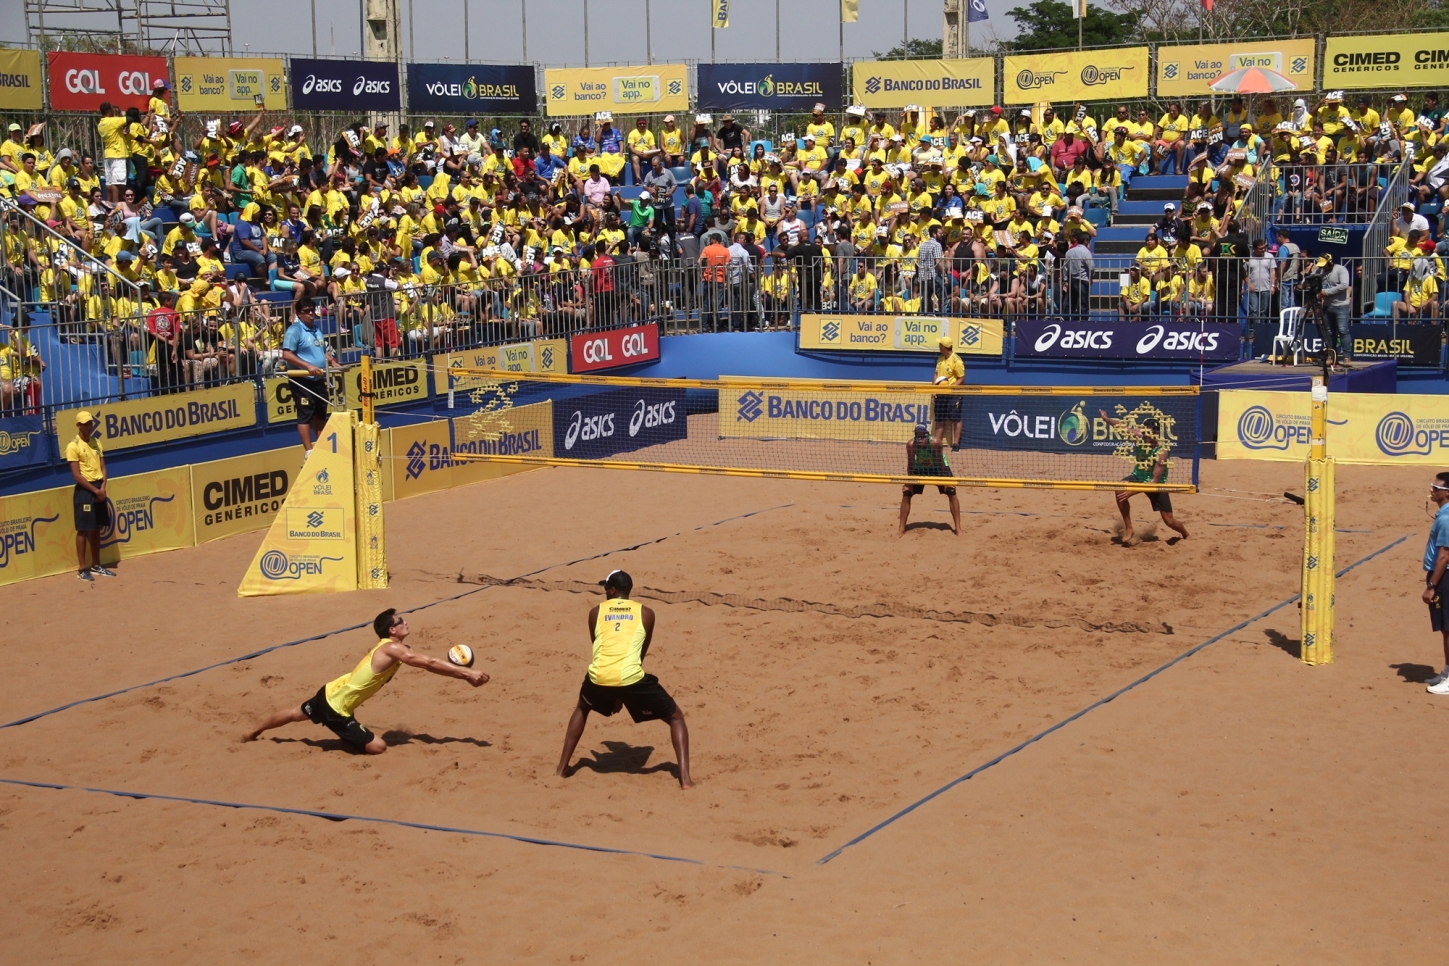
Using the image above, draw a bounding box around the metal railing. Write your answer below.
[1359,154,1418,315]
[1271,161,1399,226]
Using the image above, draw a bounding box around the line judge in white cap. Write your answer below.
[555,570,694,789]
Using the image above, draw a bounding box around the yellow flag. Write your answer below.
[842,0,859,23]
[713,0,730,28]
[238,411,358,596]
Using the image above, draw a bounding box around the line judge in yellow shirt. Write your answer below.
[66,410,113,580]
[932,334,966,450]
[246,609,489,754]
[555,569,694,789]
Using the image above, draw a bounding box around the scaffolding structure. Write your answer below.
[27,0,232,56]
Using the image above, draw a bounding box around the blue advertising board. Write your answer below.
[406,63,537,114]
[696,63,843,112]
[551,387,687,460]
[959,394,1199,455]
[290,57,400,112]
[0,415,47,473]
[1014,320,1241,362]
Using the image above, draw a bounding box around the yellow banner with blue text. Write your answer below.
[851,59,995,110]
[431,340,567,397]
[719,380,929,443]
[1156,40,1315,99]
[343,358,429,411]
[1218,390,1449,464]
[386,402,552,499]
[0,484,73,586]
[798,313,1003,356]
[545,64,689,117]
[0,49,44,111]
[1003,47,1150,104]
[56,382,256,453]
[172,56,288,112]
[712,0,730,29]
[238,412,357,596]
[1324,32,1449,90]
[99,467,195,563]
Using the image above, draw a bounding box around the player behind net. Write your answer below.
[1100,410,1189,546]
[899,424,961,536]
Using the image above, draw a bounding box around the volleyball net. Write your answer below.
[445,371,1201,492]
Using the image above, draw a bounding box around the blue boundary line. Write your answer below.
[0,777,784,876]
[0,503,794,731]
[815,533,1408,866]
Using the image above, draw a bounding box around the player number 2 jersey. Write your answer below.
[588,599,647,687]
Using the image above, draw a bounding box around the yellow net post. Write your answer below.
[354,355,387,591]
[1301,379,1335,665]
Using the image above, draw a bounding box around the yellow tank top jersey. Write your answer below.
[325,640,401,717]
[587,599,647,688]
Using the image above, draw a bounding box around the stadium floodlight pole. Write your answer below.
[311,0,317,56]
[776,0,780,61]
[710,3,715,62]
[904,0,908,50]
[464,0,470,61]
[647,0,653,64]
[521,0,528,62]
[408,0,414,62]
[584,0,590,67]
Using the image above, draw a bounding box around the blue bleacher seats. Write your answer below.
[751,140,773,156]
[616,186,644,202]
[224,263,251,281]
[670,166,693,184]
[1084,207,1110,229]
[417,174,434,190]
[1364,291,1398,319]
[256,290,291,303]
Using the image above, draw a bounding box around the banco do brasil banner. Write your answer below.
[55,383,256,454]
[48,52,169,112]
[545,64,688,117]
[1003,47,1149,104]
[1219,390,1449,464]
[1324,32,1449,90]
[697,64,843,112]
[407,63,537,114]
[851,59,994,110]
[1156,40,1315,99]
[290,57,399,112]
[721,385,930,443]
[0,50,43,111]
[798,313,1003,357]
[173,57,287,112]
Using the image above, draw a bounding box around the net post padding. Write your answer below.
[447,372,1200,494]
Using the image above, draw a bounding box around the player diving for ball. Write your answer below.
[900,424,961,536]
[555,570,694,789]
[1100,411,1189,546]
[243,608,489,754]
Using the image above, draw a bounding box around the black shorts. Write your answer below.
[300,686,375,748]
[1430,573,1449,633]
[292,376,329,425]
[908,483,956,496]
[579,673,678,723]
[73,484,109,532]
[932,395,963,422]
[1123,478,1172,514]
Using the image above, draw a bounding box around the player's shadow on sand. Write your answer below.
[1391,662,1438,684]
[568,741,679,779]
[902,521,954,534]
[1263,629,1300,658]
[270,732,491,753]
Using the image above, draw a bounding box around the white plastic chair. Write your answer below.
[1271,306,1304,365]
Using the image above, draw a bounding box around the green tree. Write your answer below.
[870,38,945,61]
[1004,0,1139,51]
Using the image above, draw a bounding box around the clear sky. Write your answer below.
[0,0,1019,64]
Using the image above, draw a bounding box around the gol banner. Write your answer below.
[1324,32,1449,90]
[545,64,689,116]
[99,467,195,563]
[55,382,256,453]
[850,59,994,109]
[1218,390,1449,464]
[1003,47,1149,104]
[0,49,43,111]
[190,445,301,544]
[1156,40,1315,98]
[798,314,1003,356]
[238,412,357,596]
[173,57,287,112]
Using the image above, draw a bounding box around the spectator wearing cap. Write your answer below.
[1154,203,1188,246]
[627,117,660,184]
[659,115,685,167]
[534,141,566,183]
[716,114,749,154]
[1395,201,1431,239]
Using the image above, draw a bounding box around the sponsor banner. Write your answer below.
[697,63,843,112]
[99,467,194,562]
[798,314,1004,356]
[173,56,288,112]
[1014,320,1239,361]
[1324,32,1449,90]
[0,484,70,586]
[1250,322,1441,366]
[406,63,537,114]
[1219,390,1449,464]
[452,401,554,486]
[962,395,1198,458]
[0,49,43,111]
[388,419,455,500]
[55,382,256,453]
[342,359,429,411]
[190,446,300,544]
[552,387,687,460]
[239,412,357,596]
[570,324,661,372]
[48,52,170,112]
[1003,47,1150,104]
[1156,40,1315,99]
[722,386,929,442]
[0,415,48,473]
[290,57,400,112]
[431,339,567,397]
[850,59,994,110]
[544,64,689,116]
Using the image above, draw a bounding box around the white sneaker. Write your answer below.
[1428,678,1449,695]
